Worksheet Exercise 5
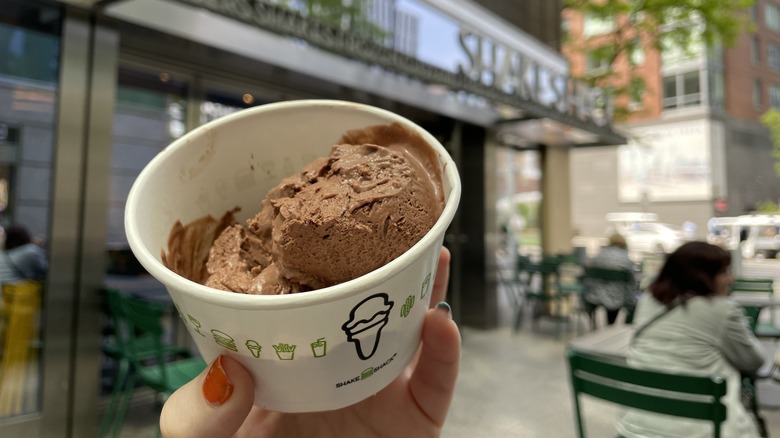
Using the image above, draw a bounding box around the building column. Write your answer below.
[449,121,500,329]
[540,145,573,255]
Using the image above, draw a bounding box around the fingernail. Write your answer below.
[203,355,234,407]
[436,301,452,319]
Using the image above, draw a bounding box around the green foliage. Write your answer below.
[517,202,539,228]
[760,108,780,176]
[754,200,780,213]
[565,0,755,120]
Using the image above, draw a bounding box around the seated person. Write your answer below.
[617,241,765,437]
[582,233,638,325]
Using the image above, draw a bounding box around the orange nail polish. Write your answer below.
[203,355,234,406]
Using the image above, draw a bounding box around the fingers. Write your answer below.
[429,247,451,308]
[408,305,461,427]
[160,355,255,438]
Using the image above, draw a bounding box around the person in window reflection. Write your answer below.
[0,225,47,284]
[617,241,765,438]
[159,247,460,438]
[583,233,638,326]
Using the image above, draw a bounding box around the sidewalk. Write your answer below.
[115,320,780,437]
[445,320,780,437]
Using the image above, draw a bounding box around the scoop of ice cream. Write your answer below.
[163,122,444,294]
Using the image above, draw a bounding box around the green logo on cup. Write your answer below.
[421,273,432,299]
[311,338,327,358]
[361,367,374,380]
[400,295,415,318]
[211,329,238,351]
[246,340,262,358]
[188,314,205,336]
[273,343,296,360]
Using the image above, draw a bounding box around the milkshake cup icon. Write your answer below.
[310,338,327,358]
[342,293,394,360]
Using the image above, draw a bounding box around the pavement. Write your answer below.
[115,318,780,437]
[114,256,780,437]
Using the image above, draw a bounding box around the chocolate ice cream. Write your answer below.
[162,122,445,294]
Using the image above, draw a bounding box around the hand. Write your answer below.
[160,247,460,438]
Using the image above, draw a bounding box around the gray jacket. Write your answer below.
[617,293,765,437]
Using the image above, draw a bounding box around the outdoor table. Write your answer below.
[569,321,778,377]
[731,292,776,309]
[568,324,633,362]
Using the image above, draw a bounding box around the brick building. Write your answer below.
[563,1,780,241]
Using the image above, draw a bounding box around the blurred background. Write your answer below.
[1,0,780,436]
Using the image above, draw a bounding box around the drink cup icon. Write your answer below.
[310,338,327,358]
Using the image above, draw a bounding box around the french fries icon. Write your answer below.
[273,343,296,360]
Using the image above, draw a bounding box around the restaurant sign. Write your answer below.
[171,0,617,138]
[457,31,613,127]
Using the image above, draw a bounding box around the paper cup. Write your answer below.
[125,100,461,412]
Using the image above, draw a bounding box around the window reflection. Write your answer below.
[0,0,60,419]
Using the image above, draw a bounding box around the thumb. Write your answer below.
[160,355,255,438]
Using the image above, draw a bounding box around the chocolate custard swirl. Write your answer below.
[162,122,445,295]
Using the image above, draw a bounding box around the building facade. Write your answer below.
[0,0,622,435]
[564,2,780,244]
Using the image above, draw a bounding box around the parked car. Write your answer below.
[622,222,686,254]
[708,215,780,259]
[606,212,686,254]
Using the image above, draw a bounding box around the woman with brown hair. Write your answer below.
[617,241,765,437]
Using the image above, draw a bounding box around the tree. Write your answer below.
[564,0,755,120]
[760,108,780,177]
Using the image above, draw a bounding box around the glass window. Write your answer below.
[106,67,188,247]
[0,23,59,83]
[682,71,701,106]
[0,1,60,420]
[494,147,541,261]
[663,70,704,109]
[662,75,677,109]
[754,79,764,108]
[709,70,725,108]
[752,35,761,64]
[769,43,780,70]
[770,84,780,108]
[767,3,780,31]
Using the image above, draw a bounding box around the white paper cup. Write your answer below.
[125,100,461,412]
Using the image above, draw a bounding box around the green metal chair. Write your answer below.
[567,348,727,438]
[515,255,567,333]
[99,289,206,438]
[579,266,636,330]
[730,278,779,338]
